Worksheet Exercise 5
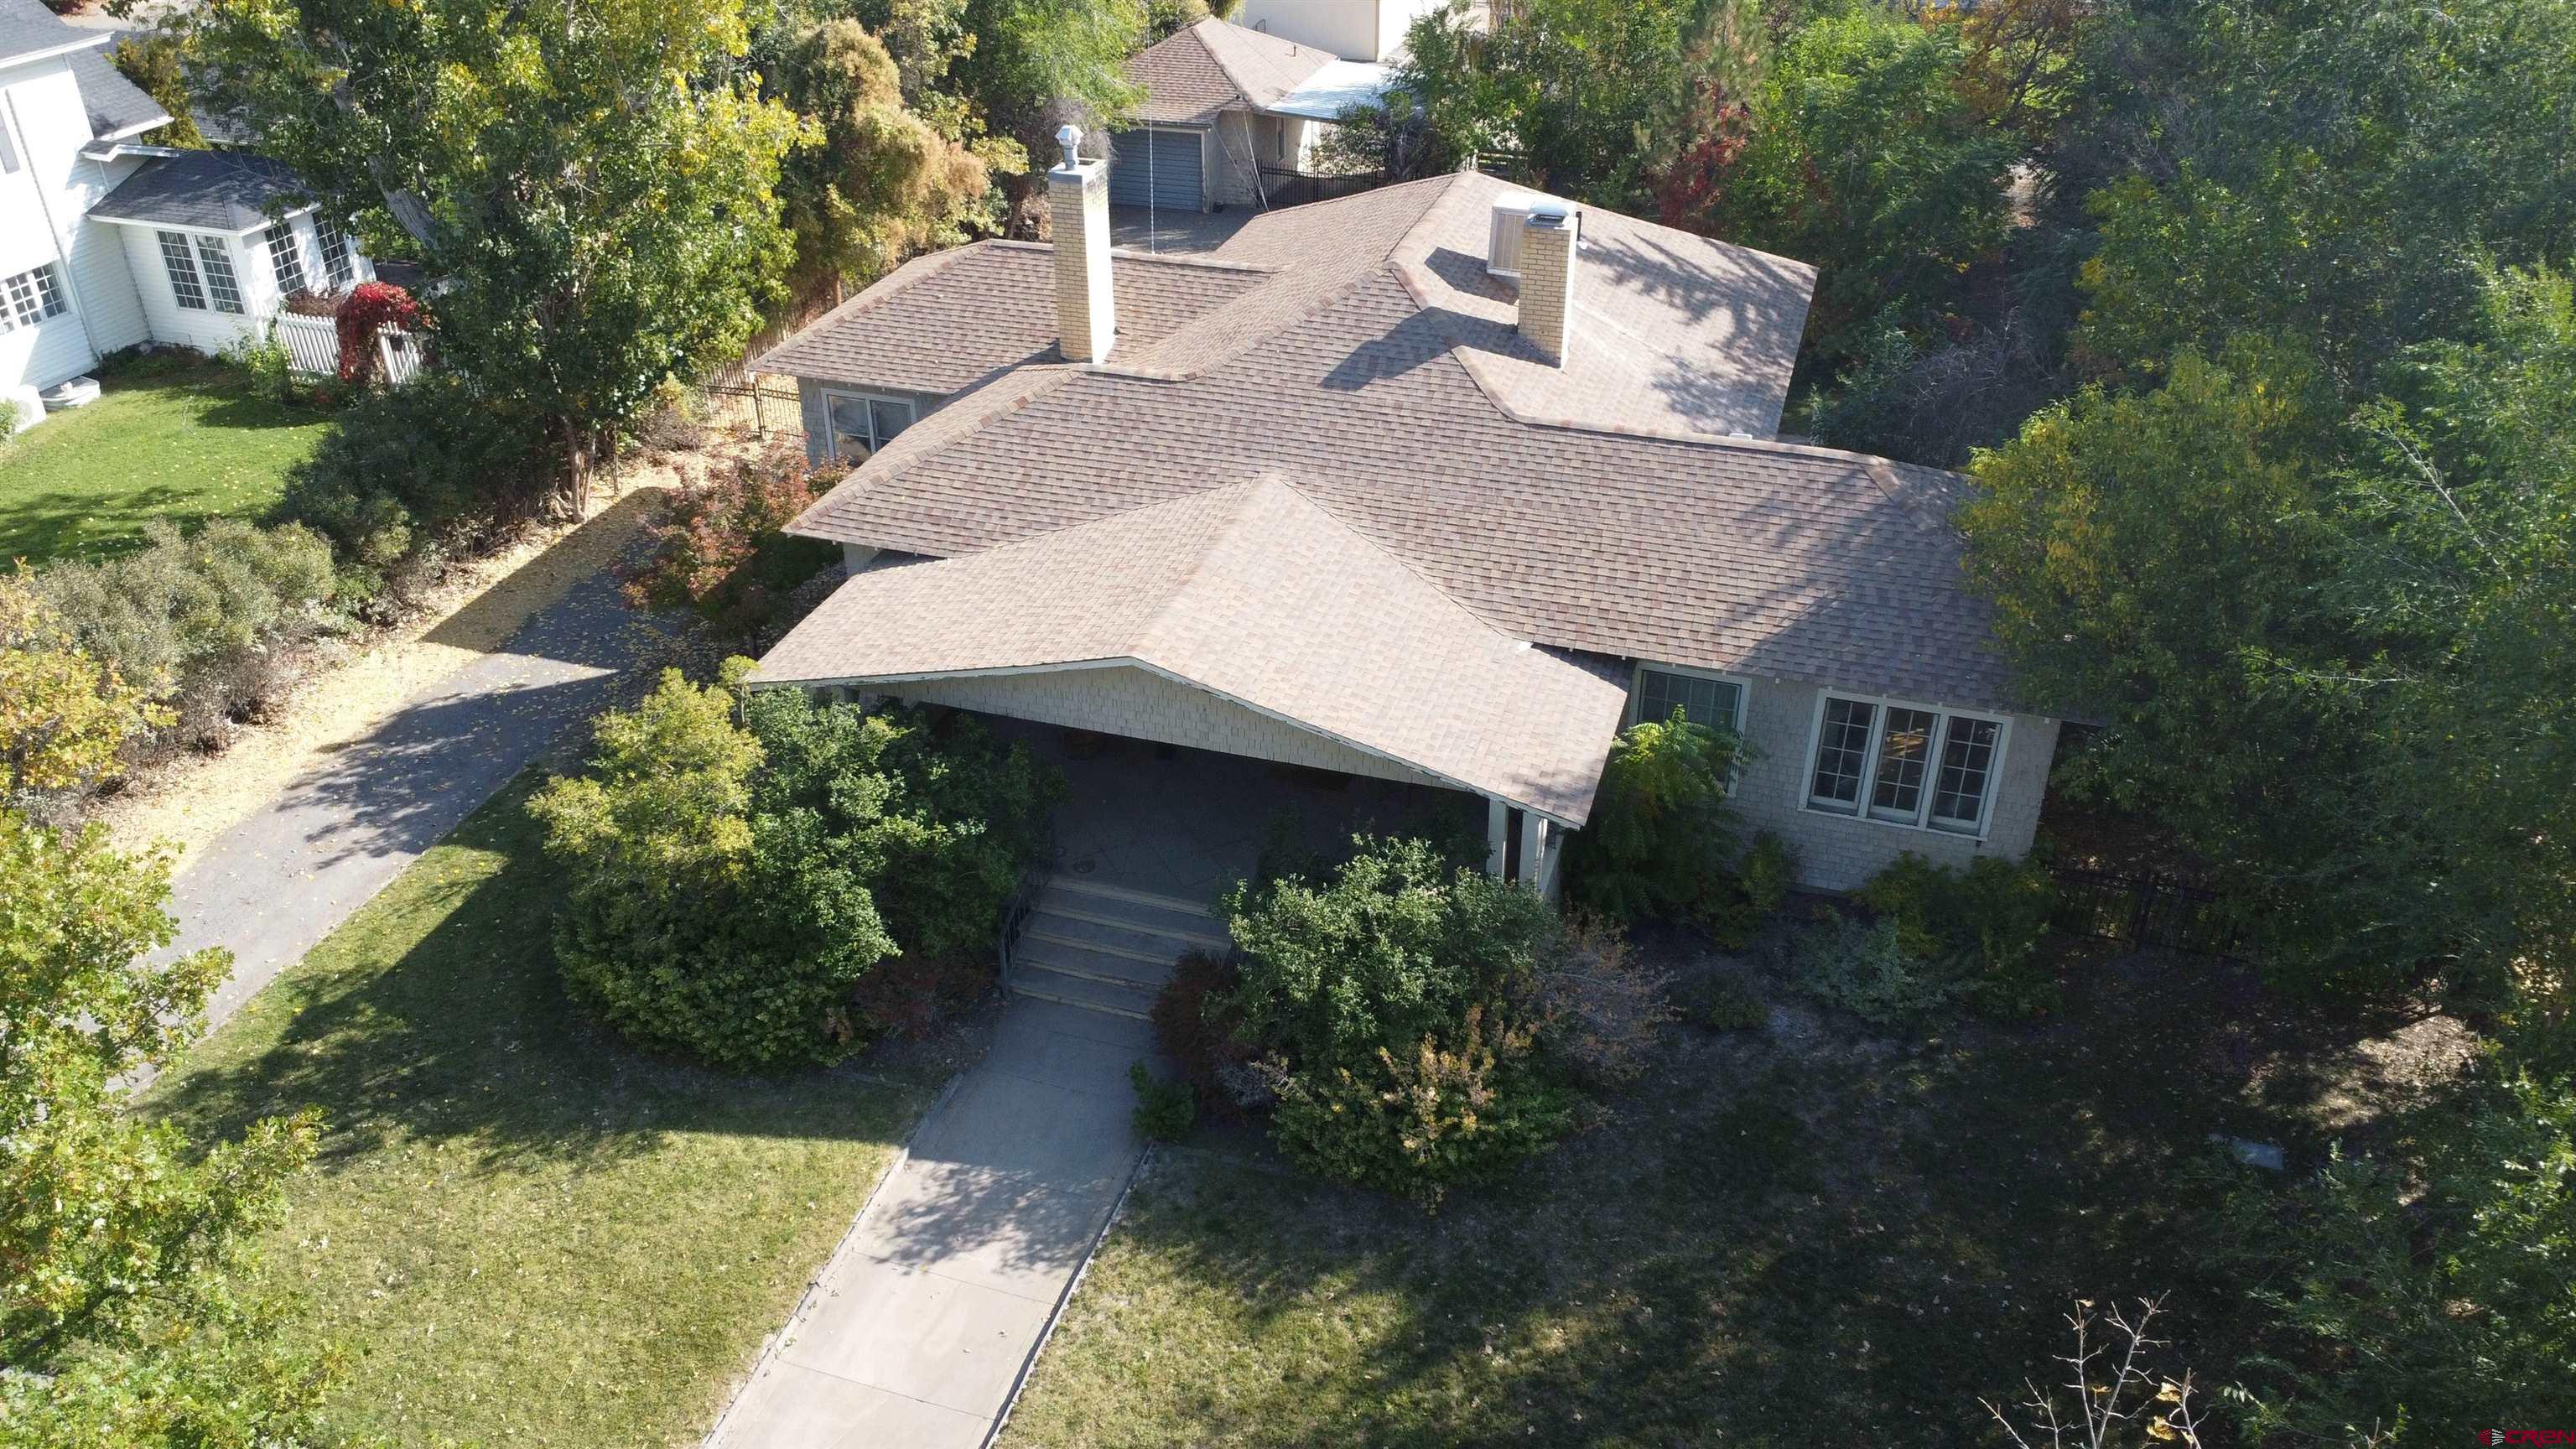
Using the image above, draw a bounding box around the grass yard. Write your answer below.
[141,777,937,1448]
[1000,938,2466,1446]
[0,356,330,565]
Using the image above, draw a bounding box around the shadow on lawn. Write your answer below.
[1036,950,2475,1447]
[145,778,908,1176]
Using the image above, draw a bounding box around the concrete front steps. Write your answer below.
[1007,875,1228,1021]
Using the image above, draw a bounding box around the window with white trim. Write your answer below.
[1804,693,2007,836]
[159,231,208,309]
[0,264,66,332]
[822,390,915,460]
[266,221,307,293]
[1631,664,1745,735]
[194,236,245,314]
[318,221,355,288]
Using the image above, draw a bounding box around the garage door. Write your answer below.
[1108,127,1203,211]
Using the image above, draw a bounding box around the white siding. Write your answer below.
[882,665,1449,790]
[118,223,264,356]
[1718,674,2057,891]
[1,57,105,388]
[1234,0,1441,62]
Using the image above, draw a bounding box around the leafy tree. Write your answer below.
[0,813,330,1446]
[1565,709,1742,927]
[767,19,992,307]
[107,35,207,148]
[951,0,1144,226]
[0,571,169,797]
[1962,269,2576,1009]
[183,0,805,512]
[2066,0,2576,392]
[1686,8,2018,369]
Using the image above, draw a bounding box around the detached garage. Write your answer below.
[1107,125,1208,212]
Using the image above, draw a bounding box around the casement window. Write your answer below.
[0,263,66,332]
[159,231,208,309]
[821,389,915,461]
[194,236,244,314]
[1630,663,1746,735]
[266,221,307,293]
[318,221,355,288]
[1804,692,2007,837]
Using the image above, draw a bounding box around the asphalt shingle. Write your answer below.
[90,150,309,231]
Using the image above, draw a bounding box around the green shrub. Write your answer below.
[34,519,340,750]
[1129,1062,1197,1142]
[278,375,542,610]
[1788,912,1956,1027]
[221,328,297,407]
[532,667,1064,1067]
[743,688,1062,963]
[1567,710,1744,926]
[1854,853,2061,1019]
[1220,835,1560,1071]
[1151,950,1257,1116]
[1268,1004,1579,1209]
[1739,831,1799,917]
[0,397,18,438]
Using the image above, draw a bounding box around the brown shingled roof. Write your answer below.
[767,172,2022,716]
[1127,18,1339,125]
[753,477,1633,823]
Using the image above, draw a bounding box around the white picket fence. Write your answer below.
[273,312,423,387]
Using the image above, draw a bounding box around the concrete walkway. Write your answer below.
[706,999,1153,1449]
[142,540,674,1071]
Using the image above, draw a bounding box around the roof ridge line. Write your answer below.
[786,365,1082,539]
[752,243,991,374]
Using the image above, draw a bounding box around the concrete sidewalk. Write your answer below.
[706,999,1153,1449]
[136,544,673,1083]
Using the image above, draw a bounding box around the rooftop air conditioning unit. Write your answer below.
[1486,193,1544,279]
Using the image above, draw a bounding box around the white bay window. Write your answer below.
[1805,693,2006,837]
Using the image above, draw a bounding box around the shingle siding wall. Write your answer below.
[1720,674,2058,891]
[886,664,1451,791]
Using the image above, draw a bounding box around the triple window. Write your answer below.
[0,263,66,332]
[1805,693,2005,837]
[266,221,307,293]
[822,390,916,461]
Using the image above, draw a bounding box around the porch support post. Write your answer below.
[1519,811,1553,896]
[1485,796,1510,879]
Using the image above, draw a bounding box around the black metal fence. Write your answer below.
[1259,167,1389,207]
[2049,868,2245,959]
[699,376,804,442]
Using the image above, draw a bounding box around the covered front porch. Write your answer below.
[982,715,1488,905]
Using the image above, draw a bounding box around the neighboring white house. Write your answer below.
[0,0,371,408]
[1235,0,1450,64]
[752,155,2065,899]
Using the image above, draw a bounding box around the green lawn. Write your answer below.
[1000,945,2413,1446]
[0,356,331,565]
[141,778,935,1448]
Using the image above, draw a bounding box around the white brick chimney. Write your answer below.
[1048,125,1116,365]
[1515,200,1578,366]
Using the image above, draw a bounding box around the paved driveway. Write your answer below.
[135,540,674,1082]
[705,1000,1152,1449]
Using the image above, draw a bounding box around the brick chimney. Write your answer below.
[1515,200,1578,365]
[1048,125,1115,364]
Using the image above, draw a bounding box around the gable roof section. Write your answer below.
[756,242,1269,395]
[769,171,2016,714]
[753,477,1632,823]
[89,151,308,231]
[0,0,101,69]
[66,44,168,141]
[1128,17,1337,125]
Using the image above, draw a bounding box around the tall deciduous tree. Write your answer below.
[0,811,328,1445]
[182,0,805,513]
